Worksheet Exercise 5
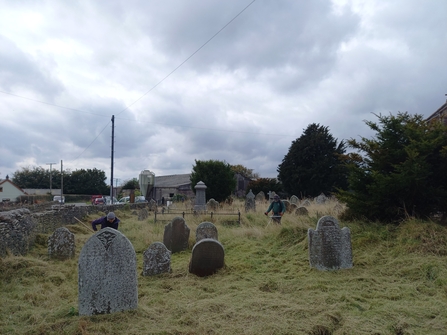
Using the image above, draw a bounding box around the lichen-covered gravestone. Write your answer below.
[206,198,219,211]
[245,189,256,212]
[189,238,224,277]
[138,208,149,221]
[308,216,352,271]
[290,195,299,205]
[196,222,218,242]
[48,227,75,260]
[78,228,138,316]
[0,209,36,257]
[142,242,171,276]
[255,191,266,203]
[295,206,309,216]
[163,216,190,253]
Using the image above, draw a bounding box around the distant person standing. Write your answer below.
[91,212,120,231]
[264,195,286,224]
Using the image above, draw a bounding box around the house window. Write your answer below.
[0,187,3,192]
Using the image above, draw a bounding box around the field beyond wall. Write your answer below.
[1,199,447,335]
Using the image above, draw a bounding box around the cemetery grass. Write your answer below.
[1,200,447,334]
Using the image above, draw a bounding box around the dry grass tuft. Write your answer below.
[1,199,447,334]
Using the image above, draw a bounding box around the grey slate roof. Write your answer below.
[154,174,191,188]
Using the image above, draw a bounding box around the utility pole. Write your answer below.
[60,160,63,207]
[46,162,56,195]
[110,115,115,204]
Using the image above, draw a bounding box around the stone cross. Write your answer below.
[142,242,171,276]
[308,216,352,271]
[78,228,138,315]
[163,216,190,253]
[48,227,75,260]
[189,238,224,277]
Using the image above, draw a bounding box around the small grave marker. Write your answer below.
[142,242,171,276]
[48,227,75,260]
[196,221,218,242]
[308,216,352,271]
[163,216,190,253]
[189,238,225,277]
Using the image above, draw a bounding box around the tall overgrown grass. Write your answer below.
[1,198,446,334]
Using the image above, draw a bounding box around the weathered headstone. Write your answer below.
[245,189,256,212]
[267,191,276,202]
[196,221,218,242]
[308,216,352,271]
[138,208,149,221]
[149,199,157,211]
[163,216,190,253]
[189,238,224,277]
[283,200,292,213]
[295,206,309,216]
[255,191,266,203]
[78,228,138,316]
[315,193,328,204]
[301,199,311,207]
[290,195,299,205]
[194,181,207,212]
[207,198,219,211]
[48,227,75,260]
[142,242,171,276]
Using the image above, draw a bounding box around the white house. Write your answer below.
[0,177,27,202]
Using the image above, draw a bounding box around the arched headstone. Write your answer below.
[142,242,171,276]
[196,222,218,242]
[189,238,224,277]
[78,228,138,315]
[206,198,219,211]
[48,227,75,260]
[295,206,309,216]
[290,195,299,205]
[163,216,190,253]
[308,216,352,271]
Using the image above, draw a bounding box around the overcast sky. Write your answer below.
[1,0,446,185]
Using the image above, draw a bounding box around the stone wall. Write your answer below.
[0,203,150,257]
[0,209,36,257]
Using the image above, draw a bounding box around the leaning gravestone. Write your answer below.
[196,222,218,242]
[78,228,138,316]
[163,216,190,253]
[295,206,309,216]
[308,216,352,271]
[189,238,225,277]
[48,227,75,260]
[142,242,171,276]
[245,189,256,212]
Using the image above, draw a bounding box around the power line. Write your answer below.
[116,0,257,116]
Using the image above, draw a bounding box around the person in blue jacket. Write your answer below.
[264,195,286,224]
[91,212,120,231]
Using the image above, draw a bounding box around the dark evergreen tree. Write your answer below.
[277,123,347,197]
[190,159,236,202]
[64,168,109,194]
[337,112,447,222]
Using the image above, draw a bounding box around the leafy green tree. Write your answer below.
[12,166,109,194]
[64,168,109,194]
[277,123,348,197]
[122,178,139,190]
[247,178,283,198]
[337,112,447,223]
[190,159,236,202]
[230,164,259,179]
[13,166,60,189]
